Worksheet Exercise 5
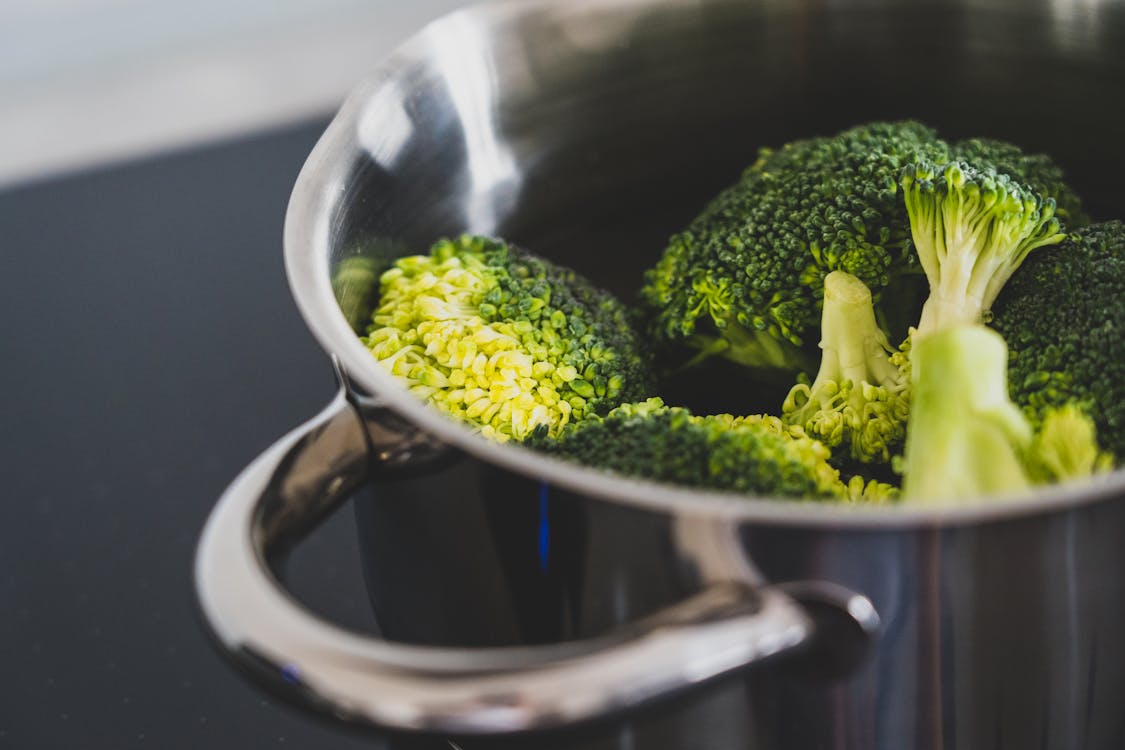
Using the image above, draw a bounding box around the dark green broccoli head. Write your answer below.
[529,399,896,502]
[640,121,950,373]
[363,235,653,442]
[991,221,1125,461]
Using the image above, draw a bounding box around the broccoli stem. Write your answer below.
[901,325,1034,503]
[817,271,902,389]
[782,271,908,463]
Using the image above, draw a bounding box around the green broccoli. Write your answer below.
[899,160,1066,337]
[901,325,1108,503]
[991,221,1125,461]
[362,235,653,442]
[640,121,949,374]
[782,271,909,464]
[951,137,1088,226]
[529,398,897,502]
[638,123,1087,377]
[1027,405,1114,482]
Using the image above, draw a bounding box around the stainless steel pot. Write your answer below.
[194,0,1125,747]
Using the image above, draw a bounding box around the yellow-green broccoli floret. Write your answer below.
[363,235,652,442]
[529,398,897,502]
[1028,405,1115,483]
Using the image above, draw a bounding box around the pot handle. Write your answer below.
[195,364,818,736]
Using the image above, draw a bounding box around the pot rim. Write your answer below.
[284,0,1125,530]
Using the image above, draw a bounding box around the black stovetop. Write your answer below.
[1,118,401,749]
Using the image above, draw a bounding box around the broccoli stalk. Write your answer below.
[901,325,1035,502]
[900,161,1066,337]
[782,271,908,464]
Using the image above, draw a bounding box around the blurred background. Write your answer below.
[1,2,481,748]
[0,0,475,187]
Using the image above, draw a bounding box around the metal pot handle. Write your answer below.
[194,364,819,736]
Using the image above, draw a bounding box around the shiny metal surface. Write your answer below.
[202,0,1125,746]
[194,374,821,735]
[353,465,1125,749]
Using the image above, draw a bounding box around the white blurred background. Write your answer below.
[0,0,477,187]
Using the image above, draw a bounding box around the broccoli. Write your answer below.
[639,123,1088,377]
[351,122,1107,506]
[782,271,909,464]
[899,160,1066,337]
[529,398,897,502]
[640,121,951,374]
[951,137,1089,227]
[901,325,1034,501]
[1028,405,1115,483]
[901,325,1108,503]
[362,235,653,442]
[991,221,1125,461]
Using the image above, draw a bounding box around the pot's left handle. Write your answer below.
[194,362,815,736]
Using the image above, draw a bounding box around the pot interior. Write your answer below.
[298,0,1125,510]
[331,0,1125,284]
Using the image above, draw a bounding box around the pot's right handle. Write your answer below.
[194,366,859,736]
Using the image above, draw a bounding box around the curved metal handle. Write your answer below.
[194,378,816,736]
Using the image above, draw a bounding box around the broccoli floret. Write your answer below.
[1028,405,1115,483]
[899,160,1066,337]
[362,235,653,442]
[952,137,1089,227]
[640,121,951,374]
[529,398,897,502]
[901,325,1107,503]
[843,475,901,505]
[638,123,1088,377]
[991,221,1125,461]
[782,271,909,464]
